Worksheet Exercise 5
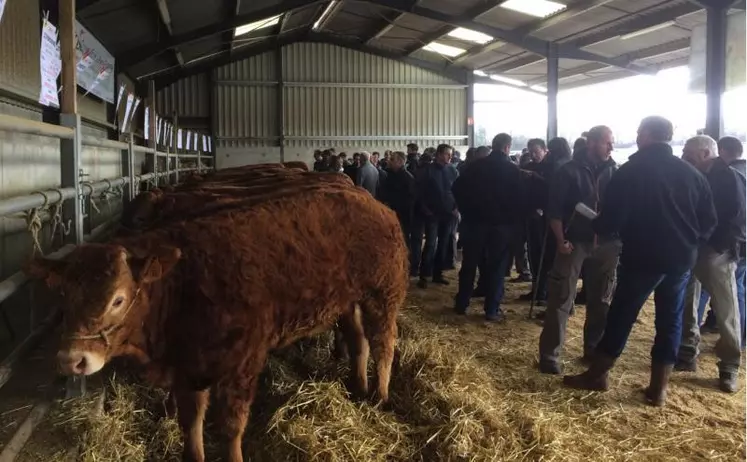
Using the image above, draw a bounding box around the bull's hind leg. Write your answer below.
[359,297,398,403]
[339,304,370,397]
[174,388,210,462]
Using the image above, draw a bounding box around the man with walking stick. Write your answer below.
[537,126,620,375]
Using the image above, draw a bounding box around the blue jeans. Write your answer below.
[454,223,513,317]
[411,215,451,280]
[697,258,746,348]
[597,266,691,364]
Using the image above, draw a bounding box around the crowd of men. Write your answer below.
[311,116,745,406]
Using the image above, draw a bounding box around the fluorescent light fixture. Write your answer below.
[620,21,676,40]
[501,0,566,18]
[489,75,527,87]
[447,27,493,44]
[235,15,281,37]
[530,85,547,92]
[473,70,488,77]
[422,42,466,57]
[313,0,340,32]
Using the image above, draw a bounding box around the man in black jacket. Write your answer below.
[412,144,458,288]
[675,135,745,393]
[381,151,416,246]
[452,134,526,321]
[564,116,717,408]
[538,126,620,374]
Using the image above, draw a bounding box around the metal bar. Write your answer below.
[466,73,474,147]
[705,5,727,139]
[81,135,129,150]
[0,244,76,307]
[546,43,559,141]
[123,138,134,203]
[0,401,51,461]
[59,114,84,245]
[215,80,470,89]
[173,113,180,184]
[283,135,469,140]
[131,144,153,153]
[0,114,75,139]
[276,45,285,162]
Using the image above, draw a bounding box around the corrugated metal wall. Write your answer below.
[156,73,211,118]
[205,42,467,168]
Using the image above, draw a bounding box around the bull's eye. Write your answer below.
[112,296,125,308]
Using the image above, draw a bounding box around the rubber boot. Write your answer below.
[644,362,673,406]
[563,354,616,391]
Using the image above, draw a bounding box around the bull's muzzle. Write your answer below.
[57,349,105,376]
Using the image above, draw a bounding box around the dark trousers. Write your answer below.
[596,265,690,364]
[411,215,451,280]
[445,214,459,269]
[396,210,412,251]
[527,215,556,300]
[455,222,513,317]
[508,222,531,277]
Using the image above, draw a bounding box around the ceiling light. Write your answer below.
[422,42,466,58]
[501,0,566,18]
[235,15,281,37]
[490,75,527,87]
[313,0,340,32]
[473,70,488,77]
[620,21,676,40]
[530,85,547,92]
[447,27,493,44]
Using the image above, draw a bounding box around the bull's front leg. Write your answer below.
[174,388,210,462]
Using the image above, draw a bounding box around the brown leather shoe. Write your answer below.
[644,362,673,407]
[563,354,616,391]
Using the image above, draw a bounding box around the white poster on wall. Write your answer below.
[75,21,115,103]
[129,98,141,132]
[39,17,61,107]
[115,82,126,113]
[156,117,163,144]
[0,1,8,26]
[177,129,183,149]
[144,107,150,140]
[202,135,208,152]
[121,93,134,133]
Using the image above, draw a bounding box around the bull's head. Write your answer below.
[26,243,180,376]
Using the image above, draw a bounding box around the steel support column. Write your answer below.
[705,5,727,139]
[546,43,559,141]
[466,72,475,147]
[276,46,285,162]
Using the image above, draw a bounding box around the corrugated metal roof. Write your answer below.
[76,0,728,91]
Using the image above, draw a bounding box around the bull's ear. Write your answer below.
[132,246,181,284]
[24,258,68,289]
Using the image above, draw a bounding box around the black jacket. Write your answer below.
[705,157,746,258]
[380,168,414,218]
[593,143,717,273]
[415,162,459,219]
[452,151,526,227]
[546,157,617,243]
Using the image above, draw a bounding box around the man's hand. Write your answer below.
[558,240,574,255]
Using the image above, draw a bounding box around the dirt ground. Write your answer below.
[1,269,745,461]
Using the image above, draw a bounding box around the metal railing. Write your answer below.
[0,112,212,401]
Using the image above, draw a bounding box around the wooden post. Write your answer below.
[59,0,77,115]
[59,0,86,399]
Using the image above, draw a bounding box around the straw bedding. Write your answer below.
[42,274,745,461]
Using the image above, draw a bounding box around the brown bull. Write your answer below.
[28,185,407,462]
[122,172,351,231]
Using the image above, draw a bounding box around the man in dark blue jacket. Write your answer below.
[452,134,526,321]
[411,144,458,288]
[564,116,717,408]
[676,135,745,393]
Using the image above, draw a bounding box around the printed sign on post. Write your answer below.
[177,129,183,149]
[121,93,134,133]
[75,21,115,103]
[144,107,150,140]
[39,16,61,107]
